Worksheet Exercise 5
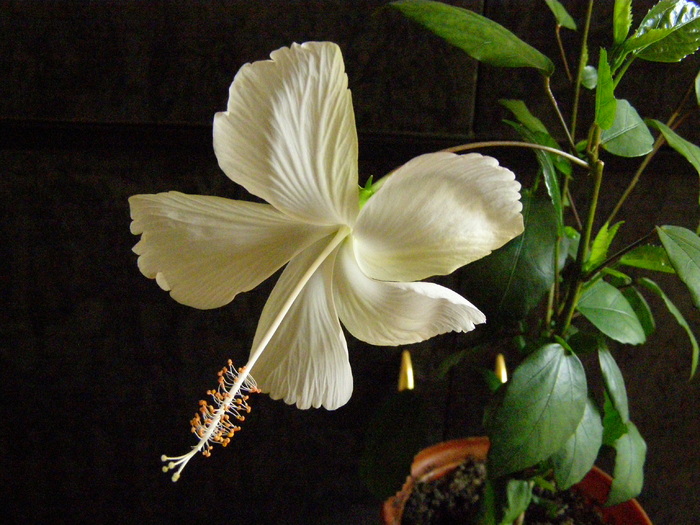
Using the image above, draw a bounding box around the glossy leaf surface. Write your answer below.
[657,225,700,308]
[626,0,700,62]
[608,422,647,505]
[577,279,646,344]
[390,0,554,74]
[486,344,587,478]
[619,244,676,273]
[550,398,603,489]
[601,99,654,157]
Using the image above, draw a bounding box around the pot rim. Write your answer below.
[381,437,652,525]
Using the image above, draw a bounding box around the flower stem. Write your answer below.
[444,141,589,168]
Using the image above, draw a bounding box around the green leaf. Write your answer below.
[499,479,533,524]
[613,0,633,44]
[599,346,630,422]
[501,104,573,178]
[619,244,676,273]
[567,329,604,355]
[608,422,647,506]
[500,99,548,133]
[625,0,700,63]
[602,390,629,446]
[390,0,555,75]
[622,287,656,338]
[595,49,617,130]
[550,398,604,489]
[544,0,577,30]
[577,279,647,345]
[506,122,564,227]
[648,120,700,199]
[657,225,700,308]
[639,277,699,378]
[586,221,623,272]
[601,267,633,287]
[486,344,587,478]
[457,193,560,323]
[601,99,655,157]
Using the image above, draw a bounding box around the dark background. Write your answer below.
[2,1,699,523]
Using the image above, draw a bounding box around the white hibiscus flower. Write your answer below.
[129,42,523,480]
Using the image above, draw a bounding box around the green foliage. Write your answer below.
[621,286,656,338]
[457,192,560,323]
[505,122,564,229]
[389,0,554,74]
[586,221,623,272]
[608,422,647,505]
[550,398,603,489]
[619,244,676,273]
[501,100,572,177]
[595,49,617,129]
[544,0,577,31]
[577,279,646,345]
[499,479,533,524]
[624,0,700,63]
[657,225,700,308]
[648,120,700,195]
[599,347,630,421]
[639,277,699,377]
[485,344,587,478]
[388,0,700,512]
[601,99,655,157]
[613,0,633,44]
[598,348,647,503]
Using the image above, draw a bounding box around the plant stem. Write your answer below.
[444,141,589,168]
[555,25,573,83]
[558,146,604,336]
[570,0,595,141]
[545,76,576,151]
[582,228,657,279]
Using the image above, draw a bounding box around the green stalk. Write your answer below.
[545,76,576,151]
[570,0,595,141]
[558,128,604,336]
[444,141,589,168]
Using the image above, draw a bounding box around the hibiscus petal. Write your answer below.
[213,41,359,226]
[250,236,352,410]
[353,152,523,282]
[334,243,485,346]
[129,191,330,309]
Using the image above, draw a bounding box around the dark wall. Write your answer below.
[2,1,699,524]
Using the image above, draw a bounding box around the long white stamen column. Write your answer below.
[161,226,351,481]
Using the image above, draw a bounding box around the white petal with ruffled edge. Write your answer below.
[250,235,352,410]
[353,152,524,282]
[129,192,331,309]
[214,42,359,227]
[333,243,485,346]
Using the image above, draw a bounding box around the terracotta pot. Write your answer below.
[382,437,652,525]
